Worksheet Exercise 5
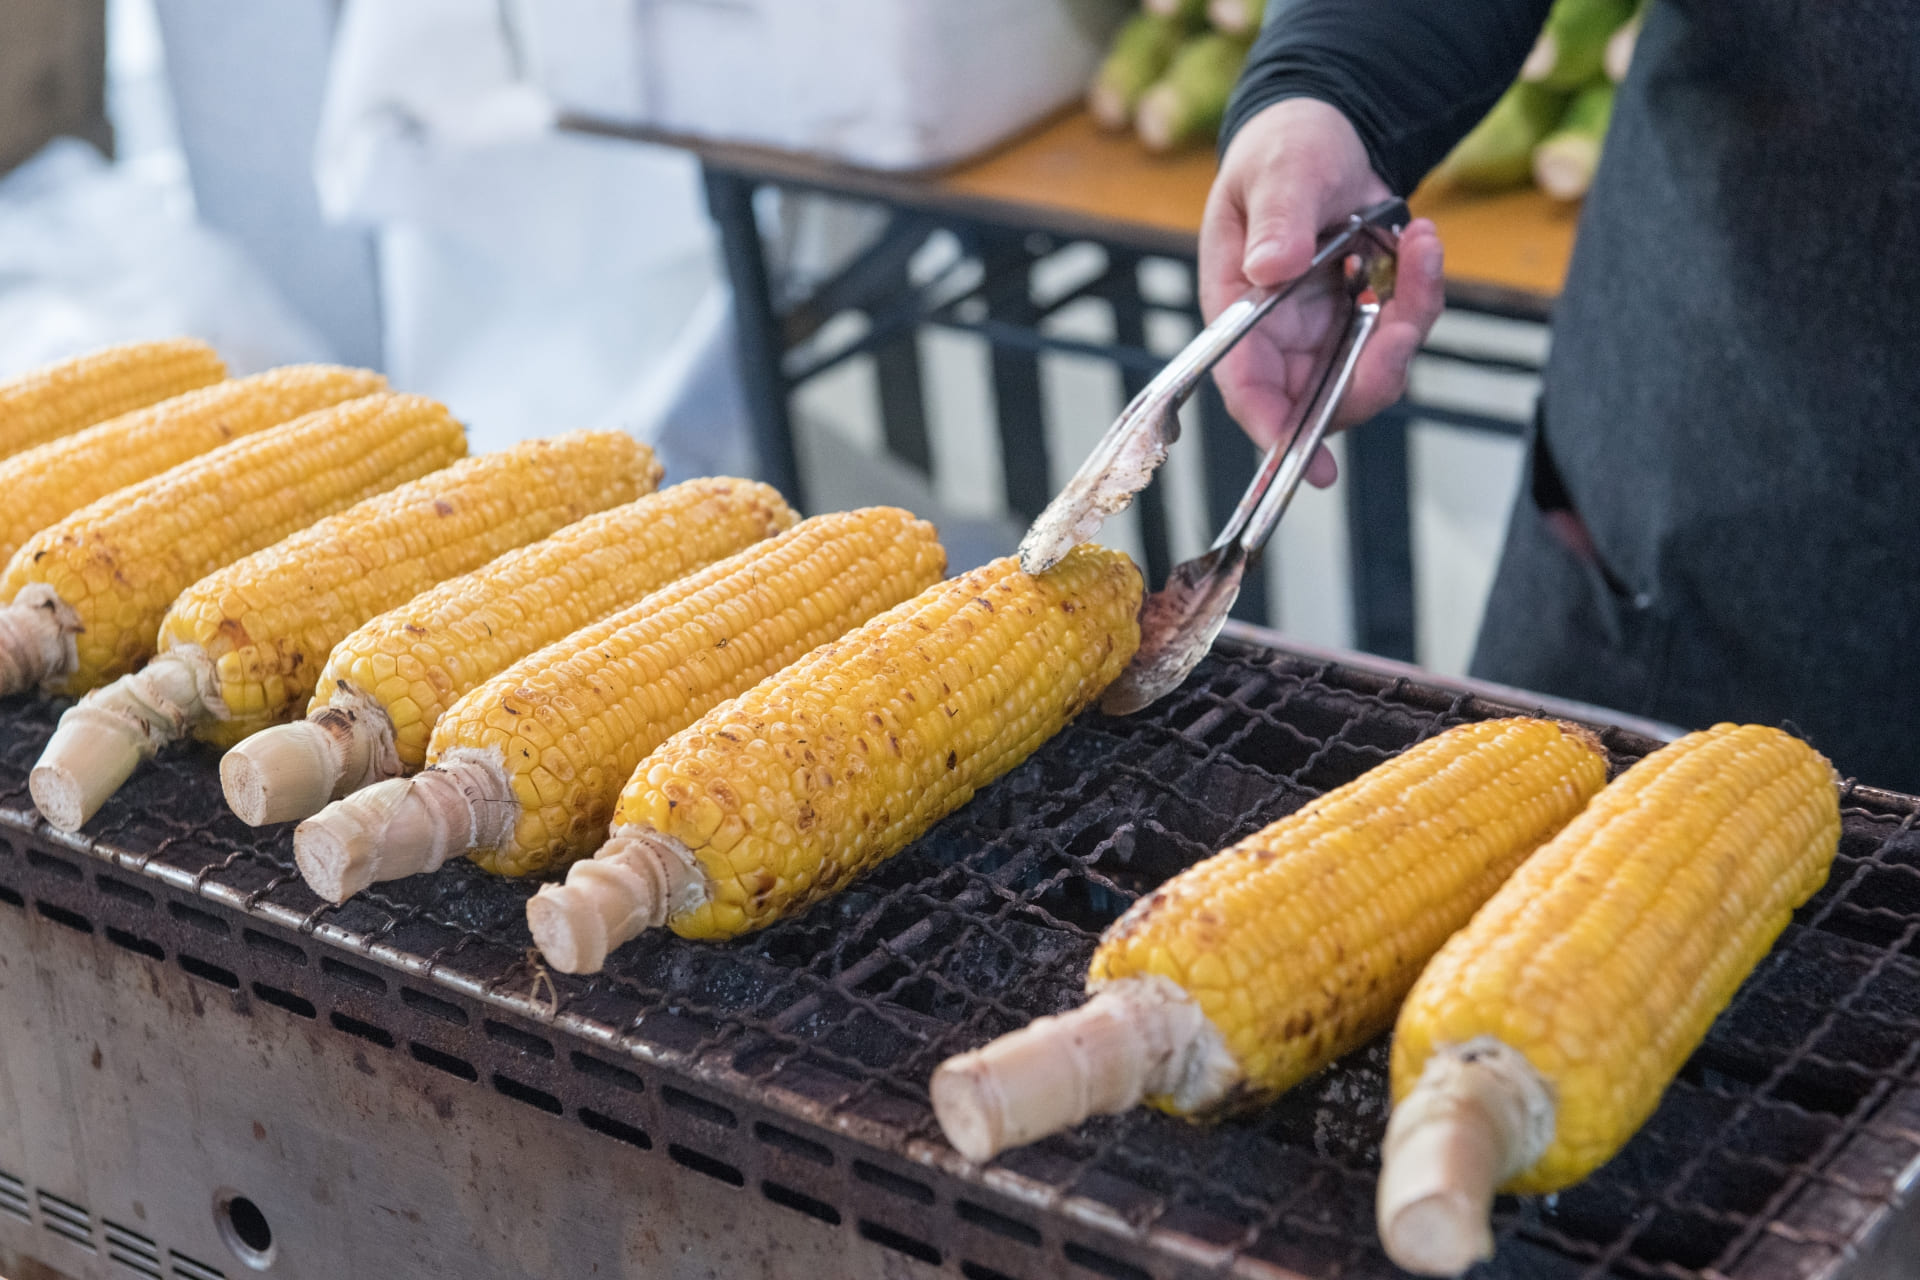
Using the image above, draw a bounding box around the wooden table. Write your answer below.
[566,107,1576,659]
[574,107,1580,318]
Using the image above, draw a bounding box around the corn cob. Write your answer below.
[526,546,1144,973]
[1531,82,1614,202]
[27,431,659,833]
[0,338,226,461]
[222,478,796,827]
[1376,724,1839,1277]
[0,393,465,701]
[0,365,386,569]
[1520,0,1637,91]
[1135,33,1251,154]
[930,718,1608,1164]
[290,508,946,903]
[1434,83,1569,193]
[1088,13,1186,130]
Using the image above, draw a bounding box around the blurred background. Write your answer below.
[0,0,1570,678]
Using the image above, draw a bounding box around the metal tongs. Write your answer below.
[1019,197,1409,715]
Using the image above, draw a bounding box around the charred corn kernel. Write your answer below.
[616,546,1144,940]
[926,718,1609,1165]
[0,393,466,694]
[0,338,226,461]
[1091,717,1610,1107]
[0,365,386,567]
[159,430,661,747]
[1390,724,1840,1195]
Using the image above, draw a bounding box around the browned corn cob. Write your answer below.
[288,508,945,903]
[0,393,466,700]
[0,338,226,461]
[220,477,796,826]
[27,431,660,832]
[0,364,386,568]
[929,718,1609,1164]
[1376,724,1840,1277]
[524,545,1144,973]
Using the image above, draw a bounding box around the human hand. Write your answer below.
[1199,98,1446,486]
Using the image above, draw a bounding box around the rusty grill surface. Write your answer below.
[4,637,1920,1280]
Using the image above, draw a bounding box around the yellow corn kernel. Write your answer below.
[0,365,386,567]
[159,430,661,746]
[1390,723,1840,1193]
[0,338,226,461]
[617,545,1144,940]
[430,506,946,876]
[311,477,795,768]
[1088,717,1610,1111]
[2,393,467,693]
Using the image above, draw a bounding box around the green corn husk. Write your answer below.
[1520,0,1637,92]
[1532,81,1615,200]
[1207,0,1266,36]
[1143,0,1210,24]
[1089,13,1188,130]
[1135,32,1252,153]
[1433,81,1571,191]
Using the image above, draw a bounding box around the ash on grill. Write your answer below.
[4,637,1919,1280]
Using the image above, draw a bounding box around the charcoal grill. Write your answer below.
[1,624,1916,1280]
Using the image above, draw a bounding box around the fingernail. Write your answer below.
[1244,240,1282,278]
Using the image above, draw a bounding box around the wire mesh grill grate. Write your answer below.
[3,636,1917,1280]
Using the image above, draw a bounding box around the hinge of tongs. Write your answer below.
[1018,198,1409,714]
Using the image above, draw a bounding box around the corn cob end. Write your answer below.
[0,584,82,696]
[930,975,1238,1162]
[1376,1038,1556,1277]
[293,754,511,901]
[526,828,708,974]
[30,649,221,831]
[223,688,401,826]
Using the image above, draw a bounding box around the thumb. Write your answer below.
[1240,172,1319,289]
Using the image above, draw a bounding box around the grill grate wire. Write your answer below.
[4,637,1919,1280]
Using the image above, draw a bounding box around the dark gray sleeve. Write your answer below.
[1219,0,1555,196]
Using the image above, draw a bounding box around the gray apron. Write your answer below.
[1470,0,1920,790]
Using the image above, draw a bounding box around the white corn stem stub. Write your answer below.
[0,584,81,696]
[1087,82,1130,130]
[526,828,710,975]
[29,647,221,831]
[221,685,402,826]
[1377,1037,1556,1277]
[1520,32,1559,82]
[1604,15,1641,82]
[1533,137,1601,202]
[292,751,513,903]
[930,975,1240,1164]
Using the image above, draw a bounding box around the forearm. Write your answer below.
[1221,0,1554,195]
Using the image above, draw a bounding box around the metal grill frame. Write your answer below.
[2,626,1918,1280]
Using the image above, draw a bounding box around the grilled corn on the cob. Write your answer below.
[0,338,226,461]
[0,365,386,568]
[291,508,946,903]
[930,718,1609,1163]
[0,393,466,699]
[526,545,1144,973]
[1376,724,1839,1277]
[222,477,796,826]
[27,431,659,832]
